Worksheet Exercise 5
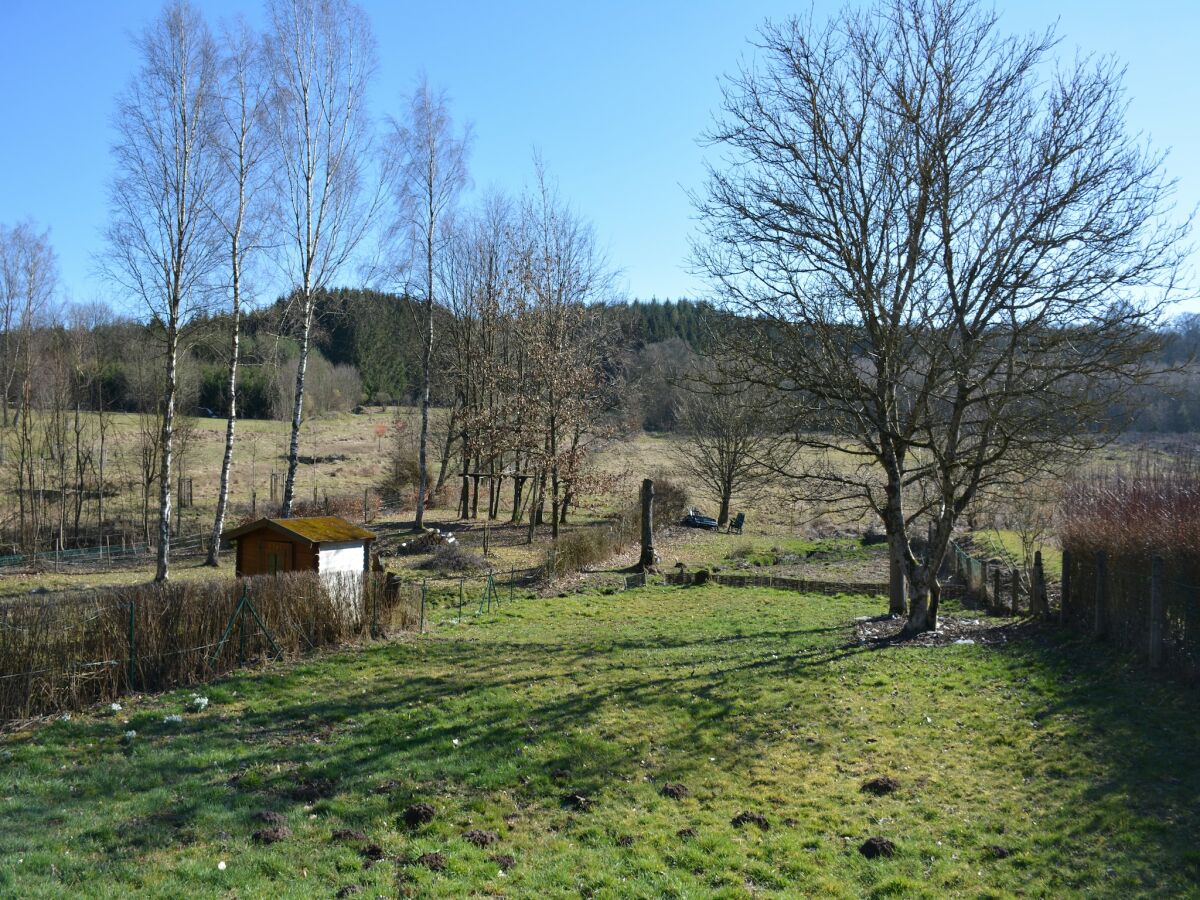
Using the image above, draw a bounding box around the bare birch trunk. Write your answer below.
[207,253,241,565]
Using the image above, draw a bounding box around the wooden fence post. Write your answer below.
[1010,568,1019,617]
[1093,550,1107,639]
[1060,548,1071,625]
[991,564,1001,615]
[1149,555,1164,669]
[1033,551,1047,619]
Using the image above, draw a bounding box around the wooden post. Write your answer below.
[1033,551,1047,619]
[638,478,655,571]
[1060,548,1071,625]
[1010,568,1019,617]
[991,564,1001,615]
[1149,555,1164,669]
[1093,550,1107,639]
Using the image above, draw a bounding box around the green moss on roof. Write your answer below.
[222,516,375,544]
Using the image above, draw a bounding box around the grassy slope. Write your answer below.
[2,585,1198,898]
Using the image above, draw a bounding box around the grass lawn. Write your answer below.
[2,584,1198,897]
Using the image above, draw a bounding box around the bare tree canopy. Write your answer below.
[264,0,380,517]
[206,15,274,565]
[674,380,791,526]
[695,0,1191,632]
[386,75,471,530]
[103,0,222,581]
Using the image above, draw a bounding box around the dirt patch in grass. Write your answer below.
[489,853,515,869]
[255,810,288,827]
[562,792,594,811]
[463,829,499,847]
[416,851,447,872]
[676,827,698,841]
[358,843,385,863]
[659,782,689,799]
[286,776,338,802]
[859,836,897,859]
[331,828,368,843]
[855,614,1035,647]
[731,811,770,830]
[861,776,901,796]
[402,802,435,828]
[252,826,291,844]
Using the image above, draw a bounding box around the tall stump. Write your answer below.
[639,478,655,571]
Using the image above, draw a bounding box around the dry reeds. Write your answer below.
[0,571,419,723]
[1060,455,1200,679]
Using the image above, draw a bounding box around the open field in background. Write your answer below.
[2,583,1198,897]
[1,408,1195,599]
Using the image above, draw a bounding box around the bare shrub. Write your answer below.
[417,542,488,573]
[0,571,418,721]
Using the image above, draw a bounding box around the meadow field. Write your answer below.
[2,581,1197,898]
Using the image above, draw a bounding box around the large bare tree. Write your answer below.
[387,76,470,530]
[674,380,791,527]
[206,17,271,565]
[103,0,221,582]
[264,0,379,517]
[695,0,1189,632]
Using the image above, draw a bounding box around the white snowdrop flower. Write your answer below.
[110,702,123,713]
[217,860,226,871]
[163,714,183,725]
[452,738,461,747]
[123,730,137,741]
[192,696,209,711]
[59,713,71,722]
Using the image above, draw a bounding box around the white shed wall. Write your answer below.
[319,541,365,574]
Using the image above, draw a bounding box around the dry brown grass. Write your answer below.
[0,571,418,722]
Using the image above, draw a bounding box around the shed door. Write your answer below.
[264,540,293,575]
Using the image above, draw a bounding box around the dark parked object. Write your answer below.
[682,509,719,530]
[728,512,745,534]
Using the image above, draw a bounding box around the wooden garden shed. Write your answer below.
[221,516,376,579]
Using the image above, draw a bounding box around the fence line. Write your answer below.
[1062,548,1200,681]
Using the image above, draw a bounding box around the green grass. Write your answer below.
[970,529,1063,579]
[2,584,1198,897]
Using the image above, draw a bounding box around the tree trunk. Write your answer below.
[717,492,731,528]
[511,471,524,523]
[415,291,433,530]
[638,478,656,570]
[281,297,313,518]
[887,531,908,616]
[207,272,241,566]
[155,324,179,583]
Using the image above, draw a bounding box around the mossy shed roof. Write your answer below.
[221,516,376,545]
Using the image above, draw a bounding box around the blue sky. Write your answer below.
[1,0,1197,311]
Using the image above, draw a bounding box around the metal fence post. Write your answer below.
[1093,550,1107,639]
[1149,555,1164,669]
